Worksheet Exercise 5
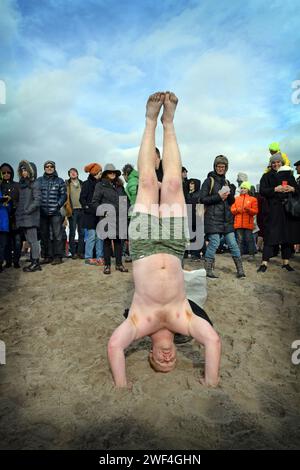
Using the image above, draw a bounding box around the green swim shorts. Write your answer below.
[129,211,189,262]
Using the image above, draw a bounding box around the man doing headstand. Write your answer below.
[107,92,221,388]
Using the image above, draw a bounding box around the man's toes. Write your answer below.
[170,92,178,104]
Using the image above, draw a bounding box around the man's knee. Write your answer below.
[162,177,182,194]
[205,329,221,348]
[138,174,157,190]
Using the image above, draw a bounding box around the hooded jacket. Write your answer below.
[15,160,41,229]
[0,163,19,211]
[200,157,236,234]
[125,169,139,206]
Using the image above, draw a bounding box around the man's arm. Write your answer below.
[107,319,136,388]
[188,314,221,387]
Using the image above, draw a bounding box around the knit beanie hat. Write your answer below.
[84,163,102,175]
[269,142,280,152]
[44,160,56,168]
[269,152,284,164]
[240,181,252,191]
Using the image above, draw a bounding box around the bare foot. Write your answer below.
[161,91,178,124]
[146,92,165,121]
[199,377,219,387]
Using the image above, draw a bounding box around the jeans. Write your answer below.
[205,232,241,259]
[85,229,104,259]
[40,214,64,259]
[24,227,40,259]
[68,209,85,256]
[236,229,256,255]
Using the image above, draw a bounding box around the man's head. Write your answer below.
[269,142,280,155]
[122,163,134,182]
[155,147,161,170]
[269,152,284,171]
[44,160,56,175]
[68,168,79,179]
[214,155,228,176]
[294,160,300,175]
[149,329,177,373]
[182,167,188,180]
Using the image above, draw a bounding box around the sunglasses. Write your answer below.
[2,171,11,175]
[45,165,54,169]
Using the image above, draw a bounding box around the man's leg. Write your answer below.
[134,92,164,216]
[160,92,186,217]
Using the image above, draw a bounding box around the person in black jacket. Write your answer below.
[0,163,21,268]
[15,160,42,272]
[200,155,245,278]
[37,161,67,265]
[79,163,103,265]
[257,153,299,272]
[92,163,129,274]
[186,178,202,259]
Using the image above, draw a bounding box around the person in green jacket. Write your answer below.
[122,164,139,207]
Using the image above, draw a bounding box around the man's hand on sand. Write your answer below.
[161,91,178,124]
[146,92,165,122]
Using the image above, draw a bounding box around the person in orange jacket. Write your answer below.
[231,181,258,260]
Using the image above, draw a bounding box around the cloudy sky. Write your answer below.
[0,0,299,185]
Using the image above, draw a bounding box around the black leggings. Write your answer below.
[262,243,292,262]
[103,238,122,266]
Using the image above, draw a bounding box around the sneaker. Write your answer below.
[257,265,267,273]
[97,258,105,266]
[85,258,99,266]
[281,264,295,272]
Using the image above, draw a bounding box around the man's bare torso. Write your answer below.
[128,253,192,338]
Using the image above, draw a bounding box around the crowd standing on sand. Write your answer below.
[1,143,299,275]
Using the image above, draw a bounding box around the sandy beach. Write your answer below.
[0,253,299,450]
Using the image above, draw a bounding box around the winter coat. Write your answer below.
[259,169,300,244]
[37,172,67,216]
[185,179,201,232]
[125,169,139,206]
[92,178,129,239]
[231,194,258,230]
[0,163,20,230]
[15,161,41,229]
[200,171,236,235]
[0,188,10,232]
[64,178,83,217]
[0,163,19,209]
[79,175,99,230]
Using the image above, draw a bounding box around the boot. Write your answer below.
[204,258,219,278]
[23,259,42,272]
[0,262,3,273]
[233,256,246,278]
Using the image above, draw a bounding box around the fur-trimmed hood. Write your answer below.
[213,155,228,173]
[18,160,37,181]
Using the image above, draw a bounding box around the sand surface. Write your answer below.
[1,253,300,449]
